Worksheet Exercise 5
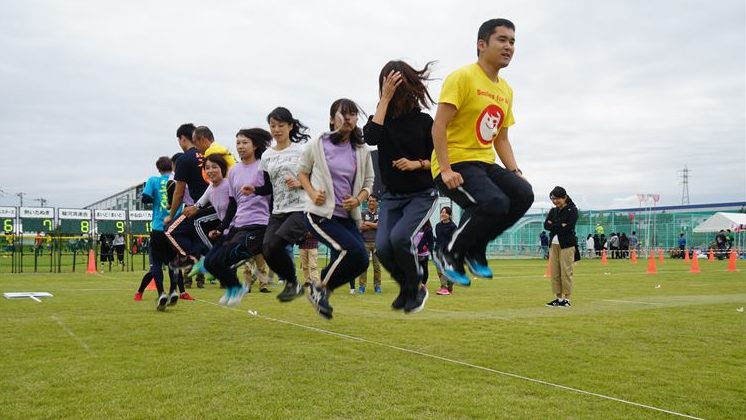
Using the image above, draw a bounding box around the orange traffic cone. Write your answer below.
[708,248,714,262]
[630,249,638,264]
[690,251,700,273]
[146,277,157,290]
[647,252,657,274]
[728,250,738,272]
[684,249,690,262]
[86,249,97,274]
[601,249,608,265]
[658,248,664,264]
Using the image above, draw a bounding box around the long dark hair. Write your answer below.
[328,98,365,147]
[266,107,310,143]
[378,60,435,118]
[235,128,272,159]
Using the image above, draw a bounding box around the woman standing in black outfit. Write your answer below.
[544,186,578,308]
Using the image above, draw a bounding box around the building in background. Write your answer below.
[84,183,146,211]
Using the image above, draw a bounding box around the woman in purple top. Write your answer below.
[298,99,375,319]
[203,128,272,306]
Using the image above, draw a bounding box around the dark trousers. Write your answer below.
[435,162,534,259]
[262,212,306,285]
[165,215,203,258]
[375,189,437,298]
[203,225,265,289]
[305,213,368,291]
[193,207,219,250]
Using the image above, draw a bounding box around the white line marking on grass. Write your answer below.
[51,315,95,356]
[603,299,662,306]
[192,298,703,419]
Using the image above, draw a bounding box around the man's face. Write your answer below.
[479,26,515,69]
[367,196,377,211]
[177,135,190,152]
[193,136,210,153]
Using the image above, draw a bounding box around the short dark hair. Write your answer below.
[236,128,272,159]
[368,194,378,201]
[477,18,515,56]
[204,154,228,177]
[193,126,214,142]
[176,123,196,140]
[155,156,172,172]
[440,206,452,216]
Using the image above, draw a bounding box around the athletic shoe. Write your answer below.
[195,273,205,288]
[276,281,304,302]
[432,249,470,286]
[436,287,451,296]
[179,292,194,301]
[187,257,205,278]
[391,291,406,310]
[374,286,382,294]
[349,288,356,295]
[465,254,493,279]
[358,286,366,294]
[307,283,333,320]
[558,300,571,308]
[167,291,179,306]
[133,292,143,301]
[259,287,271,293]
[219,288,232,305]
[156,293,168,311]
[545,299,561,307]
[404,285,429,314]
[227,284,249,307]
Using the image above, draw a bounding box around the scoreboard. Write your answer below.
[58,209,92,234]
[95,210,126,234]
[0,207,16,233]
[129,210,152,235]
[20,207,54,233]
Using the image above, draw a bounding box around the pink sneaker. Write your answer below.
[133,292,143,301]
[180,292,195,301]
[436,287,451,295]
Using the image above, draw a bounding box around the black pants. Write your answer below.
[435,162,534,259]
[204,225,266,289]
[262,212,306,285]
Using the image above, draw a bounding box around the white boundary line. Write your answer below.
[193,298,704,419]
[51,315,95,356]
[603,299,662,306]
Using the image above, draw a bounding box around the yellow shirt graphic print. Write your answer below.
[431,63,515,177]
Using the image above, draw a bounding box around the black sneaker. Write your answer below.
[156,293,168,311]
[558,300,571,308]
[404,285,429,314]
[545,298,560,307]
[259,287,271,293]
[306,283,333,319]
[391,290,406,311]
[276,281,303,302]
[167,291,179,307]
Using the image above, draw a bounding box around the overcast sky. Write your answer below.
[1,0,744,212]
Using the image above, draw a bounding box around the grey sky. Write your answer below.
[1,0,744,212]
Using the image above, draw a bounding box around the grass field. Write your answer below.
[1,258,744,419]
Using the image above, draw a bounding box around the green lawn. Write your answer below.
[1,258,744,419]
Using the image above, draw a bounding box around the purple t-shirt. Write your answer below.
[208,180,231,222]
[323,136,356,218]
[228,160,270,228]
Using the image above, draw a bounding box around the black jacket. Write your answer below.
[543,199,579,249]
[363,109,434,194]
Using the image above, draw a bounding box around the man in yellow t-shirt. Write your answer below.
[431,18,534,286]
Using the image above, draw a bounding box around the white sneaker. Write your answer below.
[227,284,249,307]
[349,288,356,295]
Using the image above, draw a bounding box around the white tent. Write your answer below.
[693,212,746,233]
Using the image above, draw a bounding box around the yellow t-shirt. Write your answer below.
[431,63,515,177]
